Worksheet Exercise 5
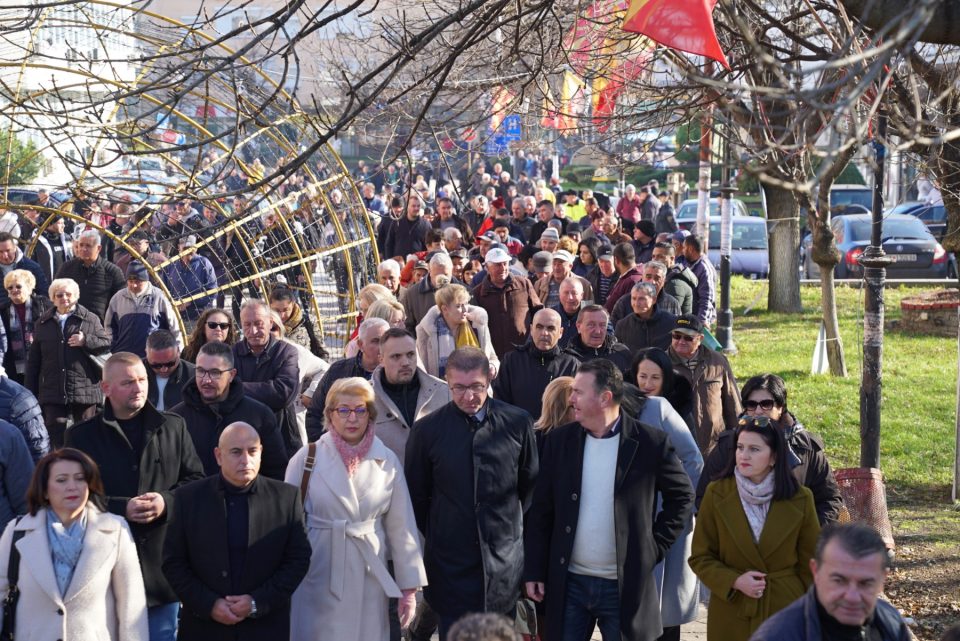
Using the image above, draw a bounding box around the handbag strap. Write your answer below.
[299,442,317,505]
[7,518,24,594]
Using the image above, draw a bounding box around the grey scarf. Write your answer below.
[734,469,775,544]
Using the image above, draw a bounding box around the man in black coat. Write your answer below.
[383,194,433,259]
[405,347,539,640]
[614,282,677,353]
[523,360,694,641]
[169,341,288,480]
[163,422,311,641]
[145,330,195,412]
[234,300,301,458]
[305,317,388,441]
[564,305,632,376]
[66,352,205,639]
[54,229,125,321]
[492,308,580,420]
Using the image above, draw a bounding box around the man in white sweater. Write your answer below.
[524,359,694,641]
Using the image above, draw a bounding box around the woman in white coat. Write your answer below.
[416,283,499,378]
[0,448,148,641]
[285,377,426,641]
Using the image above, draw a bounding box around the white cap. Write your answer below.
[485,247,511,264]
[553,249,574,263]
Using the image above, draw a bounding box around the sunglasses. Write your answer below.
[149,360,177,370]
[738,415,772,429]
[744,399,777,411]
[206,321,231,330]
[670,332,696,342]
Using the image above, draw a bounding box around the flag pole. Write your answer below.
[695,60,715,248]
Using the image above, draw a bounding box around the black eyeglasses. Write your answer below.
[206,321,230,330]
[149,360,177,370]
[744,399,777,411]
[670,332,696,342]
[196,367,227,381]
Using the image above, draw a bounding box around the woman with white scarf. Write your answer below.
[689,416,820,641]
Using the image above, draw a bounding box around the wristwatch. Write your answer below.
[249,598,258,618]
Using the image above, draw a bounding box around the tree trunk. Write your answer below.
[762,183,802,313]
[819,267,848,376]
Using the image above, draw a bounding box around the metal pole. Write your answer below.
[859,113,892,469]
[717,183,737,354]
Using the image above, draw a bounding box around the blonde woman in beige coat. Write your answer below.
[416,283,499,379]
[285,377,426,641]
[0,448,148,641]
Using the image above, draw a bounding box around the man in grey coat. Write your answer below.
[371,328,451,465]
[402,252,456,333]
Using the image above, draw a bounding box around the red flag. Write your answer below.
[622,0,730,69]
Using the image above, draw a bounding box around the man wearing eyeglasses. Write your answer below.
[405,347,539,640]
[668,315,742,456]
[144,330,193,412]
[169,341,288,481]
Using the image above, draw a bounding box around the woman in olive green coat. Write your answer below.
[689,416,820,641]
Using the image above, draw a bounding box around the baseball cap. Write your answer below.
[449,248,468,259]
[179,234,198,248]
[532,251,553,274]
[553,249,574,263]
[598,245,614,261]
[566,222,582,234]
[479,231,498,243]
[672,229,691,243]
[414,260,429,271]
[485,247,511,264]
[673,314,703,336]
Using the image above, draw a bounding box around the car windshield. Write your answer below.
[849,218,929,242]
[709,221,768,250]
[831,189,873,210]
[677,199,748,219]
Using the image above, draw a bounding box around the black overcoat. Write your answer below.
[523,412,695,641]
[162,474,311,641]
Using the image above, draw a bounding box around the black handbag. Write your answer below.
[1,519,25,641]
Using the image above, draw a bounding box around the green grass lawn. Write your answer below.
[722,277,957,499]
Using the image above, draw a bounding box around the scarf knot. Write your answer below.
[734,469,775,543]
[329,425,376,477]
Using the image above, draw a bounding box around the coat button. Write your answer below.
[221,570,228,578]
[565,526,571,533]
[559,557,566,565]
[57,608,63,615]
[571,493,578,501]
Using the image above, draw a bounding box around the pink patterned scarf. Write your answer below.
[329,425,375,477]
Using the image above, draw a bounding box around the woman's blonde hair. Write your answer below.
[558,237,578,253]
[4,269,35,291]
[324,377,378,431]
[48,277,79,299]
[366,298,404,323]
[269,310,285,338]
[434,283,470,308]
[534,376,575,433]
[358,283,394,310]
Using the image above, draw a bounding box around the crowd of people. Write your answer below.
[0,156,936,641]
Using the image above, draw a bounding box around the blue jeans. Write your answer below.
[561,572,620,641]
[147,602,179,641]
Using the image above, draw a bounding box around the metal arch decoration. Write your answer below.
[0,0,380,354]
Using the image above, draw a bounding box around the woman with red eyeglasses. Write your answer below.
[694,374,843,526]
[181,308,236,362]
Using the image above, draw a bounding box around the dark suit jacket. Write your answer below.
[162,474,311,641]
[524,412,695,641]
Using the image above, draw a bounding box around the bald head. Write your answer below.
[531,308,562,352]
[215,422,262,488]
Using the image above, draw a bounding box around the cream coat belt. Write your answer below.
[307,514,402,599]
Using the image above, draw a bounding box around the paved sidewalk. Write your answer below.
[590,608,707,640]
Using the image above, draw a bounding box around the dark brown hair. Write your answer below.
[182,308,237,361]
[27,448,107,515]
[719,416,800,500]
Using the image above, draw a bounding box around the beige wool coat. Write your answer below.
[285,432,427,641]
[370,366,451,465]
[0,506,148,641]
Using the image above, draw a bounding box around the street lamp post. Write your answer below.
[859,113,892,469]
[716,184,737,354]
